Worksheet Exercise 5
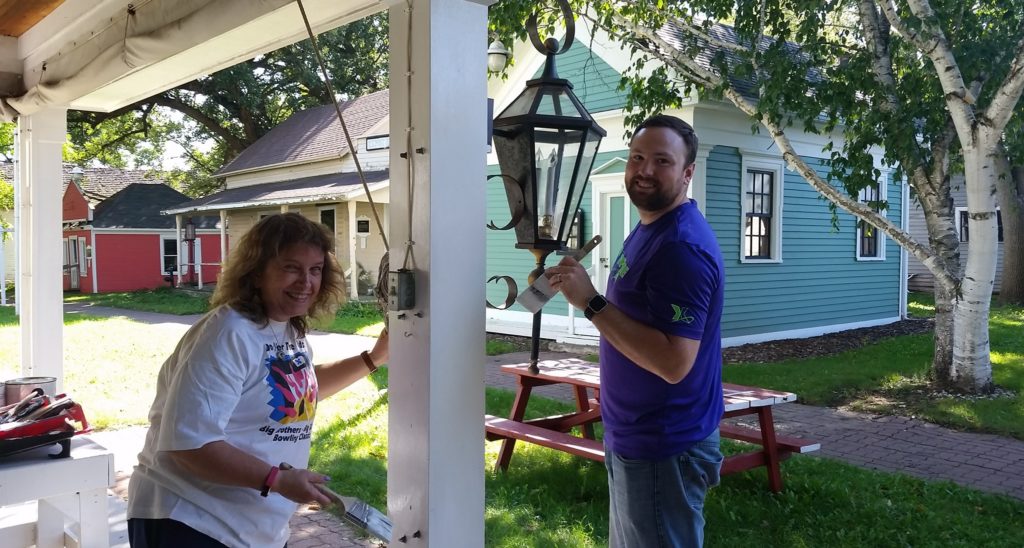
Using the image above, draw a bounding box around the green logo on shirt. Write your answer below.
[613,254,629,281]
[671,304,695,324]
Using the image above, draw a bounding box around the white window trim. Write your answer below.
[856,177,887,262]
[160,235,179,275]
[78,238,88,276]
[955,206,1003,243]
[739,151,784,264]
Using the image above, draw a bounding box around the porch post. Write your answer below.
[387,0,491,545]
[347,199,358,299]
[16,109,67,388]
[219,209,228,267]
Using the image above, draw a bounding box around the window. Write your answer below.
[319,208,336,233]
[79,239,88,276]
[739,153,784,263]
[566,210,584,250]
[365,135,390,151]
[162,237,179,274]
[957,208,1003,243]
[744,169,774,259]
[856,183,883,260]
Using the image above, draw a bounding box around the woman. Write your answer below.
[127,213,389,548]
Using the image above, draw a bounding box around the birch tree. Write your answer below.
[491,0,1024,392]
[998,119,1024,305]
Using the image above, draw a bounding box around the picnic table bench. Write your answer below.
[485,359,819,492]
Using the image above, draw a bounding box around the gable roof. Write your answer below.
[1,162,166,206]
[93,183,219,229]
[216,89,390,177]
[163,169,390,214]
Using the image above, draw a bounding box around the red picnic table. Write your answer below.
[485,359,820,492]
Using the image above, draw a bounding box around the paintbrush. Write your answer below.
[279,462,392,543]
[516,235,603,314]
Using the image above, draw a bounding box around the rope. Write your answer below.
[295,0,389,251]
[401,0,416,271]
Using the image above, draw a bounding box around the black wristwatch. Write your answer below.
[584,294,608,320]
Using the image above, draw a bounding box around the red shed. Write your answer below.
[62,168,222,293]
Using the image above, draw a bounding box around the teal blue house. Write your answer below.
[485,31,907,347]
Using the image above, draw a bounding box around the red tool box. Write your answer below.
[0,388,92,459]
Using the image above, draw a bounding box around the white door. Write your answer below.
[591,177,640,294]
[67,237,80,290]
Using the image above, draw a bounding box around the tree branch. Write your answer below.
[150,94,249,156]
[902,0,977,106]
[982,33,1024,133]
[719,84,955,292]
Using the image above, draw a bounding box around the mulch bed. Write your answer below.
[722,318,935,364]
[489,318,936,363]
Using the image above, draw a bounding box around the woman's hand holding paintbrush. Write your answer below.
[275,462,333,506]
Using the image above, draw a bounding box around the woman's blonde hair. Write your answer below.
[210,213,345,336]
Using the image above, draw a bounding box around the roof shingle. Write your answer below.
[216,89,390,177]
[164,170,390,214]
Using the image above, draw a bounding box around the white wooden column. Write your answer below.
[16,109,66,388]
[348,199,359,299]
[219,210,228,266]
[387,1,491,545]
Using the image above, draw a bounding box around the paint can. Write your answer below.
[4,377,57,404]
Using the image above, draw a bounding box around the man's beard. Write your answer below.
[627,179,677,212]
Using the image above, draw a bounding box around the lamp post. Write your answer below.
[183,219,196,285]
[490,0,606,374]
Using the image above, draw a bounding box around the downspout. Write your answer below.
[900,179,909,319]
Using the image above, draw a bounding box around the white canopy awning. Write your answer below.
[1,0,383,120]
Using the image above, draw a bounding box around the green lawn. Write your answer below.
[724,293,1024,439]
[309,377,1024,547]
[65,290,522,355]
[2,302,1024,545]
[64,287,210,315]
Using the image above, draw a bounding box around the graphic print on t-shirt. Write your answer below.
[265,346,317,424]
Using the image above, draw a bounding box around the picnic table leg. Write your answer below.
[756,406,783,492]
[573,386,595,439]
[496,381,534,471]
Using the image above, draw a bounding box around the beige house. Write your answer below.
[164,90,391,299]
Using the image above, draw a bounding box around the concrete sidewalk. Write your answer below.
[66,303,1024,547]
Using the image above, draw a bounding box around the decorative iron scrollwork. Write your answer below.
[485,275,519,310]
[486,174,525,231]
[526,0,575,55]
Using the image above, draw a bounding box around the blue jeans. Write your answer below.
[605,429,723,547]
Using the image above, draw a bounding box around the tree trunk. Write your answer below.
[948,145,998,393]
[931,284,955,383]
[997,163,1024,305]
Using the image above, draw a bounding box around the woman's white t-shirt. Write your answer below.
[128,305,319,548]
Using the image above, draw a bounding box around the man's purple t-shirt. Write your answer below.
[599,200,725,460]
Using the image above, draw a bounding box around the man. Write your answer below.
[549,114,725,547]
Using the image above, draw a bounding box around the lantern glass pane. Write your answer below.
[499,87,540,118]
[534,86,585,118]
[534,127,584,242]
[562,130,601,241]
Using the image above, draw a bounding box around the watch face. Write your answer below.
[586,294,607,320]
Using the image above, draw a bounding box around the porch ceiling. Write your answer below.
[0,0,65,37]
[0,0,384,119]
